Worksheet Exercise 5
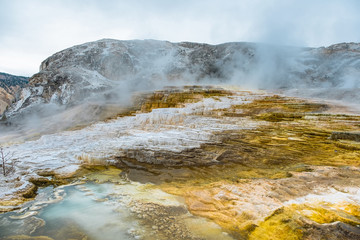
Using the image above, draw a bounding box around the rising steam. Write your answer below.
[1,39,359,143]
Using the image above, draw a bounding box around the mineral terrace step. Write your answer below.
[330,132,360,142]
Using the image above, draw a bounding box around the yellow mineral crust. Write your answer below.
[154,92,360,238]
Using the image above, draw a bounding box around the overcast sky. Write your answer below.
[1,0,360,76]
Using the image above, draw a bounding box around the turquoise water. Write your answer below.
[37,183,139,240]
[0,183,141,240]
[0,182,233,240]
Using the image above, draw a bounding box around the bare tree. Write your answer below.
[0,147,14,176]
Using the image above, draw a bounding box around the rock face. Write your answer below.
[0,72,28,116]
[4,39,360,120]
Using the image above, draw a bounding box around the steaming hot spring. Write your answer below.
[1,39,360,240]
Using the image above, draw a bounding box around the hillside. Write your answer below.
[0,72,28,91]
[0,72,29,115]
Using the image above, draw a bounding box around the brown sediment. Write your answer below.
[29,176,68,188]
[22,185,38,199]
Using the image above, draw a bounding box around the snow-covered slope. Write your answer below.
[2,39,360,132]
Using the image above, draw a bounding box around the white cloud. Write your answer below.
[0,0,360,76]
